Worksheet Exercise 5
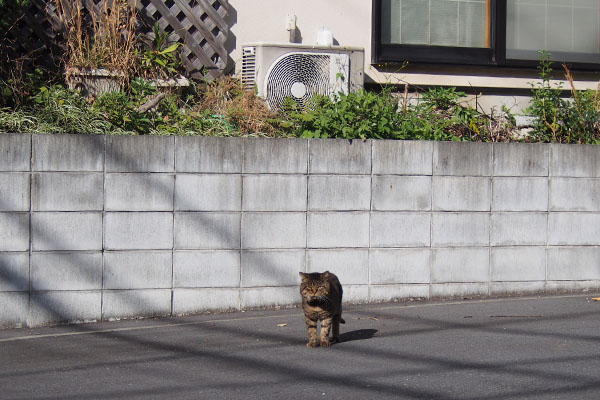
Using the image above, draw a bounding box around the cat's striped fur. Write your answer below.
[299,271,345,348]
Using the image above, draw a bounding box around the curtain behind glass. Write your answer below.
[382,0,489,48]
[506,0,600,63]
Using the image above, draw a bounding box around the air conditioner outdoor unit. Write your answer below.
[241,42,364,111]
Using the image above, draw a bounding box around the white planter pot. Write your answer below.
[65,68,124,98]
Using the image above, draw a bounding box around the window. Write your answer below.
[506,0,600,64]
[373,0,600,69]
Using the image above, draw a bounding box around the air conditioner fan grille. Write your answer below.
[266,54,331,111]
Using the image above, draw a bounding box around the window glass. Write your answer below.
[381,0,491,48]
[506,0,600,63]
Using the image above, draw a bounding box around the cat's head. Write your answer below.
[299,271,332,305]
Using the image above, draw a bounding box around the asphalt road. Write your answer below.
[2,293,600,400]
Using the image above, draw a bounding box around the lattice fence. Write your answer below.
[3,0,231,79]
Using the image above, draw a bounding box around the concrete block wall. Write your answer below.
[1,134,599,327]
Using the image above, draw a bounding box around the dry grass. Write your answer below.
[54,0,138,81]
[197,76,284,136]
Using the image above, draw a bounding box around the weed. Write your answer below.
[54,0,138,83]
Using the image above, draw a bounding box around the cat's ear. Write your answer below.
[322,271,330,278]
[299,272,309,280]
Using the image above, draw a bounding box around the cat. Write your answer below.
[299,271,345,348]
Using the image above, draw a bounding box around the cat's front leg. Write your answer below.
[320,317,333,347]
[305,317,318,348]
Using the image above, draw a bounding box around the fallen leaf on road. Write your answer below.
[277,323,287,327]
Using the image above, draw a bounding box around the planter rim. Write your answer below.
[65,68,126,78]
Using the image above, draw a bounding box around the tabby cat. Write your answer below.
[299,271,345,348]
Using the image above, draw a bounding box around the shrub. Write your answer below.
[527,51,600,144]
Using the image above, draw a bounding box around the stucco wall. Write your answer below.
[1,133,600,328]
[227,0,600,113]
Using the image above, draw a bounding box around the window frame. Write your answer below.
[372,0,600,71]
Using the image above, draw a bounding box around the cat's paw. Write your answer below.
[307,341,318,348]
[320,338,330,347]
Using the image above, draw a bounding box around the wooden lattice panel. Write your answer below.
[136,0,230,79]
[3,0,230,79]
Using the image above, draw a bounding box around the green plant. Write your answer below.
[140,22,182,79]
[527,51,600,144]
[287,88,403,140]
[14,84,114,134]
[94,91,151,134]
[526,51,568,142]
[421,87,466,111]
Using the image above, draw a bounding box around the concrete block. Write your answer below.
[0,252,29,291]
[307,212,369,248]
[369,284,430,302]
[240,286,299,309]
[372,140,433,175]
[106,136,174,172]
[372,176,431,211]
[433,176,490,211]
[309,139,371,174]
[491,247,546,281]
[432,213,490,247]
[173,288,240,314]
[175,212,240,249]
[105,212,172,250]
[105,173,174,211]
[548,213,600,246]
[550,178,600,211]
[29,291,101,326]
[493,143,549,176]
[308,176,370,211]
[434,142,491,176]
[104,251,172,289]
[242,212,306,249]
[102,289,172,320]
[545,280,600,293]
[176,136,242,173]
[341,285,369,303]
[174,250,240,288]
[0,134,30,171]
[0,292,28,327]
[492,177,548,211]
[490,282,545,296]
[242,250,305,287]
[32,134,104,171]
[31,252,102,291]
[370,212,431,248]
[32,172,103,211]
[0,173,29,211]
[244,138,307,173]
[244,175,307,211]
[0,213,29,251]
[431,248,489,283]
[491,213,547,246]
[369,249,430,284]
[32,212,102,251]
[307,249,369,285]
[431,283,489,298]
[175,174,241,211]
[551,144,600,177]
[547,247,600,280]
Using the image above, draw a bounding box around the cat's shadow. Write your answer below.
[339,329,378,343]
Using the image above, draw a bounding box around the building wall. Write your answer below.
[1,133,600,328]
[227,0,600,113]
